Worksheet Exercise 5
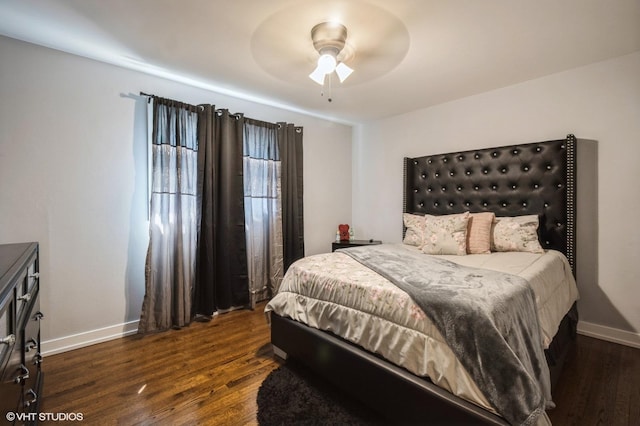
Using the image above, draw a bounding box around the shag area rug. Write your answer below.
[256,361,382,425]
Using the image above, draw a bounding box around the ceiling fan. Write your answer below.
[308,22,354,86]
[250,3,409,98]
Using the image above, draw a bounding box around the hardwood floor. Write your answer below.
[42,304,639,425]
[548,334,640,426]
[41,302,281,425]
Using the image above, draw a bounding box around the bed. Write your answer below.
[265,135,579,425]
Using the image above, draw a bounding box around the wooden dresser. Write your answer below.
[0,242,43,423]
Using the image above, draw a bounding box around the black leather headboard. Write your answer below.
[403,134,576,273]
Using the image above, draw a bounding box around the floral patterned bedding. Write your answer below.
[265,244,578,419]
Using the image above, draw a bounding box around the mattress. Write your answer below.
[265,244,579,419]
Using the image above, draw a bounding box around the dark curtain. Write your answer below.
[277,123,305,270]
[195,106,249,315]
[139,97,199,333]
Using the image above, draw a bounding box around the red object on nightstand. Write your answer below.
[338,224,350,241]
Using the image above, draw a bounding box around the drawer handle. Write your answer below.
[34,353,43,365]
[18,293,31,303]
[29,272,40,279]
[1,334,16,345]
[24,389,37,407]
[34,311,45,321]
[14,364,30,384]
[25,338,38,352]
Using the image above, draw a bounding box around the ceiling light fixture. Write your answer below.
[309,22,353,86]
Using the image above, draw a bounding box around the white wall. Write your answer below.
[3,33,637,353]
[0,36,352,354]
[353,51,640,346]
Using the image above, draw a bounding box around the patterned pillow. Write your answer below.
[467,212,495,254]
[403,213,425,247]
[421,212,470,256]
[491,215,544,253]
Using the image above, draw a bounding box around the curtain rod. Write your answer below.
[139,92,203,110]
[139,93,248,118]
[139,92,301,129]
[139,91,152,104]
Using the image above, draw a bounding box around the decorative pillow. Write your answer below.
[467,212,495,254]
[421,212,470,256]
[491,215,544,253]
[403,213,425,247]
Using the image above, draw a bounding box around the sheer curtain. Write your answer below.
[243,120,284,307]
[139,97,200,333]
[194,106,249,316]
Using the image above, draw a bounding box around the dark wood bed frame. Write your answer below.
[270,135,578,424]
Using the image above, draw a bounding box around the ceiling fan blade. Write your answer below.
[335,62,353,83]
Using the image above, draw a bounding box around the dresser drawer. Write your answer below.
[16,254,38,324]
[26,261,38,295]
[0,293,16,380]
[0,242,43,421]
[24,300,42,366]
[22,292,42,413]
[0,336,22,416]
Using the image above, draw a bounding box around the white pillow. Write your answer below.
[491,215,544,253]
[421,212,470,256]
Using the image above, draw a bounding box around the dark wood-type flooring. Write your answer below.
[42,302,280,425]
[42,302,639,425]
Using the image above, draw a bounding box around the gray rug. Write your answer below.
[256,361,382,425]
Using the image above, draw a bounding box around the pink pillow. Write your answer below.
[467,212,495,254]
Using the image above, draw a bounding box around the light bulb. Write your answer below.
[309,53,338,85]
[317,54,337,74]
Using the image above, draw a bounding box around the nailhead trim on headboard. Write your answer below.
[403,134,577,274]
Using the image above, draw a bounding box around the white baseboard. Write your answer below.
[41,320,139,356]
[577,321,640,349]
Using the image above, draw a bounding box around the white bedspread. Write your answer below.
[265,244,579,419]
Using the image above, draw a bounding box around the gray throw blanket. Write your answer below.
[340,245,552,426]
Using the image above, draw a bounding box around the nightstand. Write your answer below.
[332,239,382,252]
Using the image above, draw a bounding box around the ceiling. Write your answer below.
[1,0,639,124]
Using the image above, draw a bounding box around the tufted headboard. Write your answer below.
[403,134,576,273]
